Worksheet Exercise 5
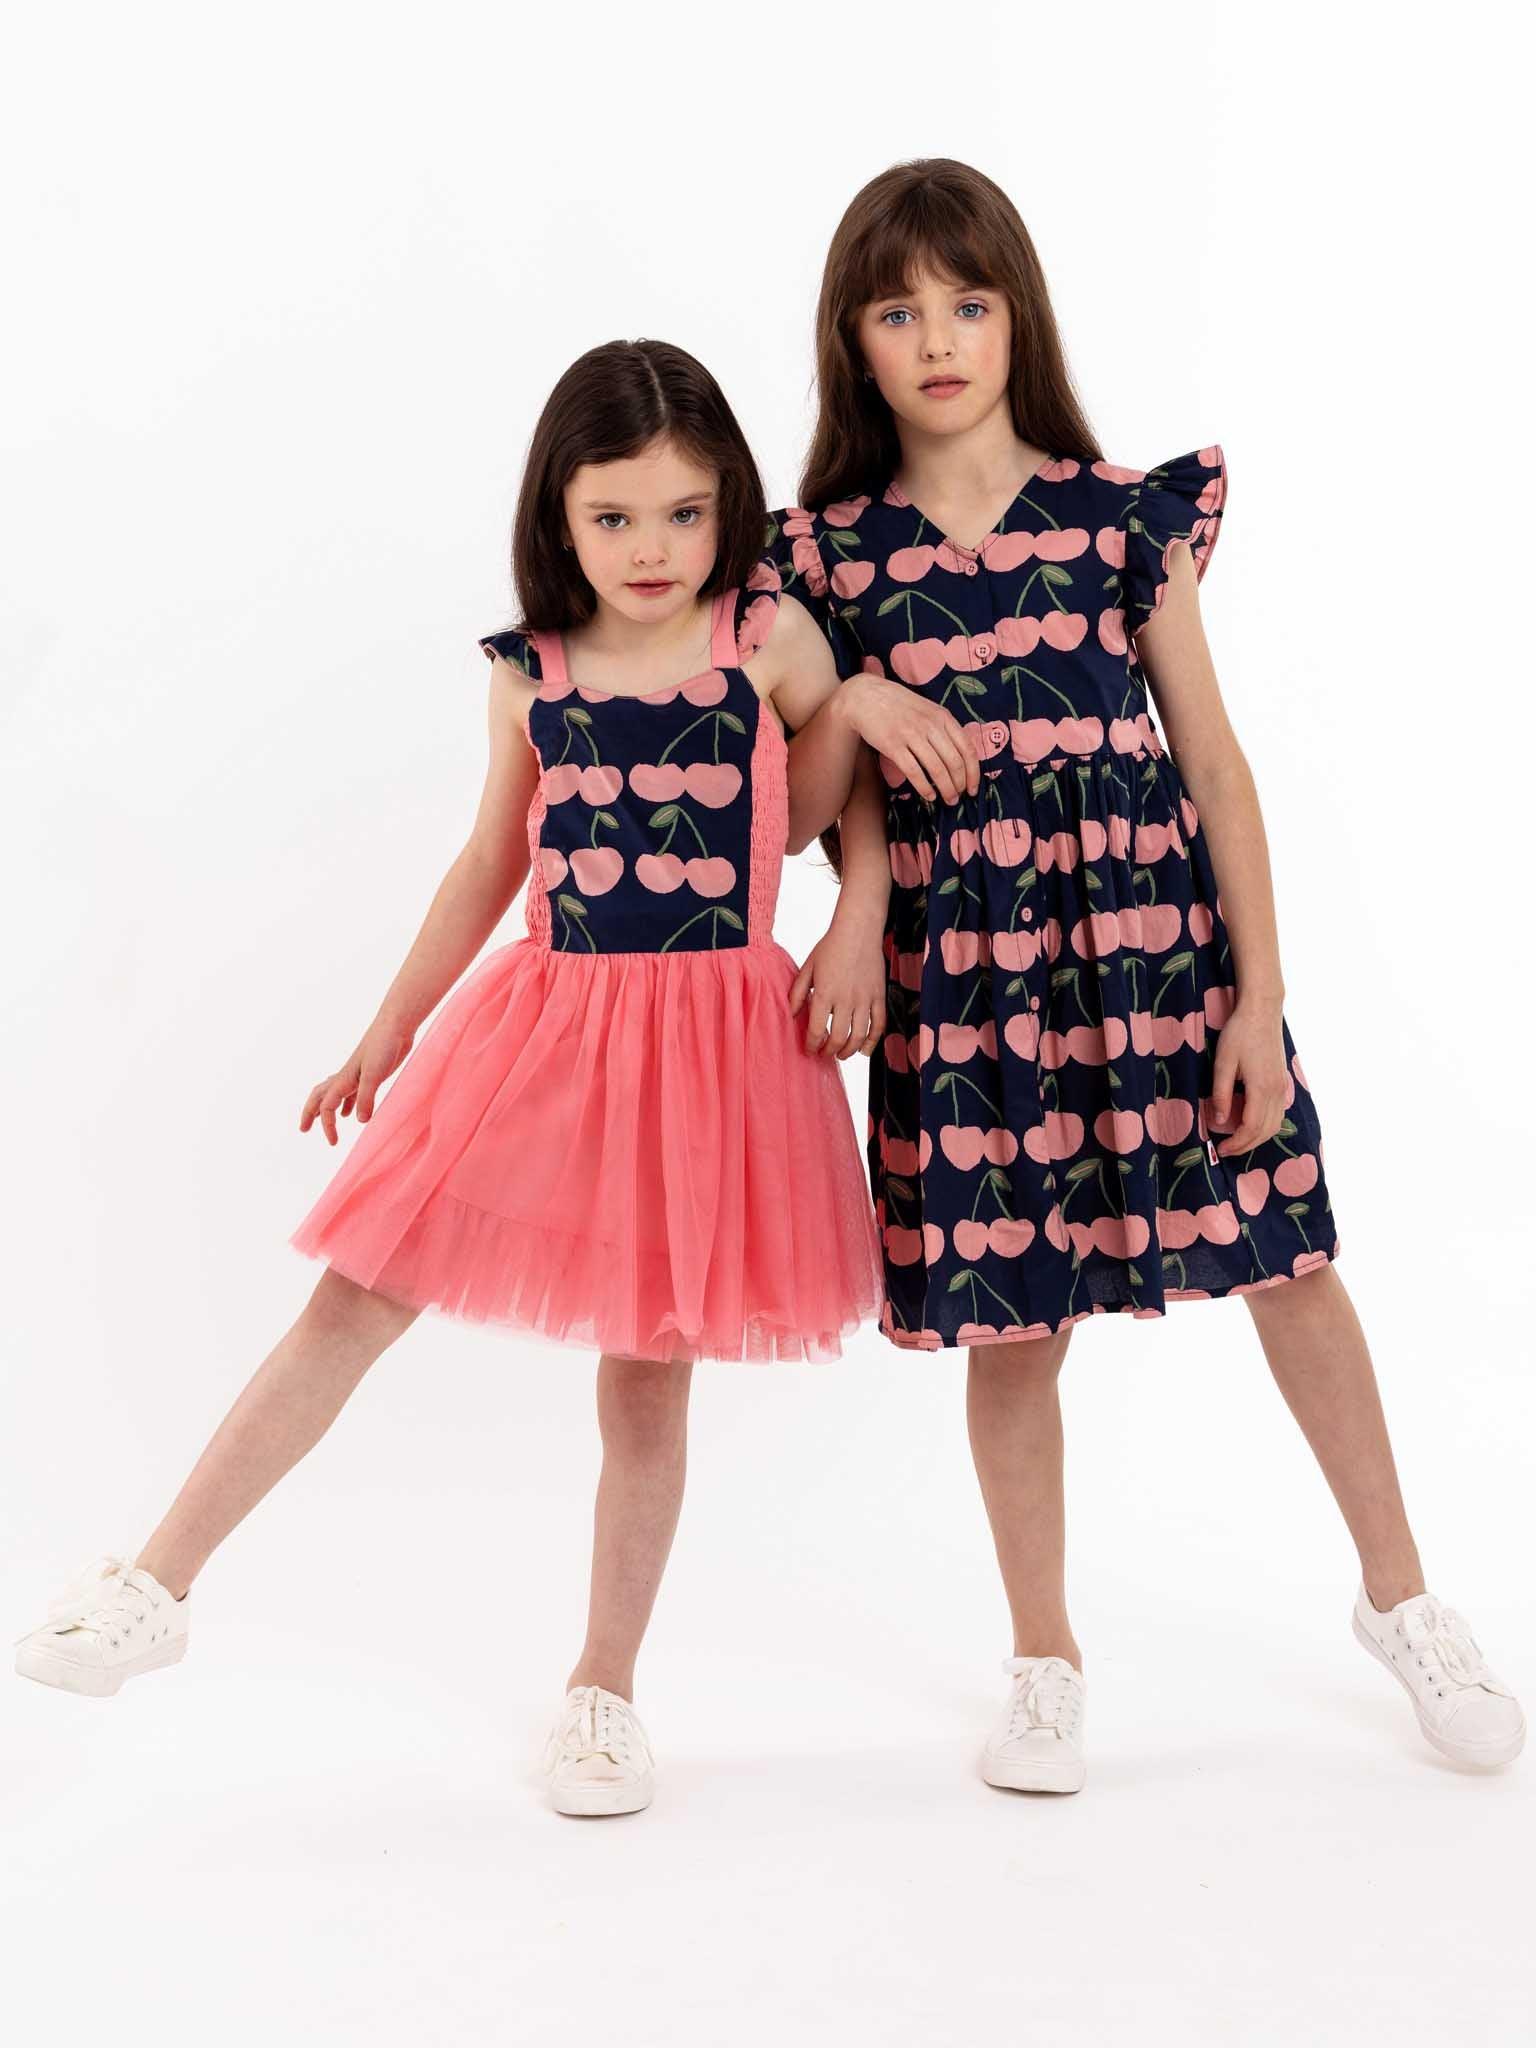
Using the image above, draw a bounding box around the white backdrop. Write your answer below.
[4,4,1532,2043]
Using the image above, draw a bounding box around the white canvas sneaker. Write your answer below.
[1352,1583,1525,1768]
[981,1654,1087,1793]
[542,1684,655,1816]
[15,1557,189,1698]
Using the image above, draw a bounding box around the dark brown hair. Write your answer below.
[802,160,1102,877]
[800,158,1102,510]
[513,339,768,632]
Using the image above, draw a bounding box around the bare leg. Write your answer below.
[134,1267,418,1599]
[967,1329,1082,1668]
[566,1354,693,1702]
[1243,1262,1424,1609]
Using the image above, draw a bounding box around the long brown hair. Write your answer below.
[800,158,1102,510]
[802,160,1102,877]
[513,339,767,632]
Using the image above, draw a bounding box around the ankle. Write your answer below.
[133,1553,192,1603]
[1363,1572,1427,1615]
[566,1663,634,1701]
[1012,1632,1082,1672]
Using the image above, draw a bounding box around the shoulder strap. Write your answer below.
[528,629,567,686]
[709,587,738,670]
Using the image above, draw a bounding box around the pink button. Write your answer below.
[964,561,977,576]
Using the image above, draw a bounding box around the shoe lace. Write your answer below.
[1003,1656,1081,1738]
[52,1566,163,1648]
[1399,1598,1496,1693]
[556,1687,649,1768]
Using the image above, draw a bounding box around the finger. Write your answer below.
[859,999,885,1055]
[788,960,813,1014]
[341,1092,356,1119]
[356,1083,376,1123]
[1219,1095,1279,1155]
[930,723,975,801]
[896,747,936,803]
[1208,1049,1238,1127]
[911,735,962,806]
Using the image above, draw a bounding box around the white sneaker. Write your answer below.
[542,1684,655,1816]
[981,1654,1086,1793]
[15,1557,189,1698]
[1352,1583,1525,1768]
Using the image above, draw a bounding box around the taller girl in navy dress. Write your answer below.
[768,158,1523,1789]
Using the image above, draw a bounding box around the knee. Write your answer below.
[597,1357,691,1456]
[304,1266,418,1349]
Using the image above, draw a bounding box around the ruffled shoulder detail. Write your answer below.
[476,626,542,681]
[1119,446,1227,637]
[762,504,869,679]
[731,555,784,664]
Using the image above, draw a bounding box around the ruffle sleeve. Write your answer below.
[1120,446,1227,637]
[762,506,867,681]
[731,555,785,664]
[476,626,539,679]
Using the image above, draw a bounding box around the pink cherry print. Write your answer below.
[884,1226,924,1266]
[1203,985,1235,1029]
[1033,528,1090,562]
[1044,1204,1071,1252]
[937,1022,979,1063]
[1003,1010,1040,1060]
[1138,904,1183,952]
[918,1128,934,1169]
[940,1125,985,1171]
[569,847,623,895]
[893,948,924,990]
[683,762,743,808]
[781,509,815,539]
[682,670,730,706]
[735,600,777,661]
[1180,796,1199,838]
[1144,1097,1194,1144]
[1236,1168,1270,1214]
[882,1032,910,1075]
[791,536,827,596]
[939,929,982,973]
[949,825,980,864]
[1198,1201,1241,1245]
[887,545,937,583]
[916,1024,936,1070]
[1010,717,1057,762]
[823,495,871,526]
[830,559,875,599]
[968,633,997,667]
[983,1127,1020,1165]
[1078,818,1108,861]
[954,1219,990,1260]
[635,852,686,894]
[1039,612,1089,651]
[994,616,1042,657]
[685,856,737,898]
[1053,716,1103,752]
[1107,812,1132,857]
[885,1137,921,1175]
[957,1322,1000,1343]
[578,765,623,805]
[630,762,686,800]
[1273,1154,1319,1197]
[1094,1108,1145,1154]
[1291,1052,1310,1089]
[542,763,583,804]
[1108,718,1142,755]
[981,532,1036,572]
[981,817,1033,867]
[1098,609,1129,656]
[988,1217,1036,1256]
[922,1223,946,1266]
[991,928,1039,972]
[1095,526,1127,567]
[890,638,950,687]
[747,557,783,592]
[1091,461,1145,485]
[1188,903,1214,944]
[538,847,568,889]
[1038,458,1080,482]
[932,541,974,575]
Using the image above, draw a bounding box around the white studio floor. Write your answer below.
[5,1231,1532,2047]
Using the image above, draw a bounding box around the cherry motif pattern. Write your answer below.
[479,620,767,955]
[766,448,1341,1351]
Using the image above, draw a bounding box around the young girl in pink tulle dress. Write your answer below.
[15,339,888,1815]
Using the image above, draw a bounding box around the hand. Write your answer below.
[1208,997,1289,1156]
[788,914,887,1059]
[300,1013,417,1145]
[839,674,980,805]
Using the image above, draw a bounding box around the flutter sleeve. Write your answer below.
[476,626,538,678]
[1120,446,1228,637]
[762,504,868,681]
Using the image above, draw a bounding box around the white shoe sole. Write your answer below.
[981,1750,1085,1794]
[548,1773,654,1817]
[1351,1611,1526,1767]
[15,1633,187,1698]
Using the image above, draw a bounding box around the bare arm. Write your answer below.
[299,655,541,1142]
[1133,543,1290,1155]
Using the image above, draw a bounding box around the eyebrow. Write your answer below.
[871,281,990,305]
[577,490,718,511]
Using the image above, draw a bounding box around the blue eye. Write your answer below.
[673,508,702,525]
[957,301,987,319]
[880,308,913,326]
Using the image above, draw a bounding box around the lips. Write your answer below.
[921,378,968,394]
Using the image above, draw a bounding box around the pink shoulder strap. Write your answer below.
[528,629,568,686]
[709,587,739,670]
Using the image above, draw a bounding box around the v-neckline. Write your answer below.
[887,448,1057,557]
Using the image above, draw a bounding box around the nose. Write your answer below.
[631,527,668,568]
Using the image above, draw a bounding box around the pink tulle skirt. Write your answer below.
[290,939,885,1362]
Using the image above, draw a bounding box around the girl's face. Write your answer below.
[857,265,1013,443]
[562,436,719,630]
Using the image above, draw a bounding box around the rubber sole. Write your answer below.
[981,1750,1085,1794]
[549,1774,654,1817]
[15,1633,187,1698]
[1351,1610,1526,1767]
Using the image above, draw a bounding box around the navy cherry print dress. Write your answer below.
[766,450,1339,1351]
